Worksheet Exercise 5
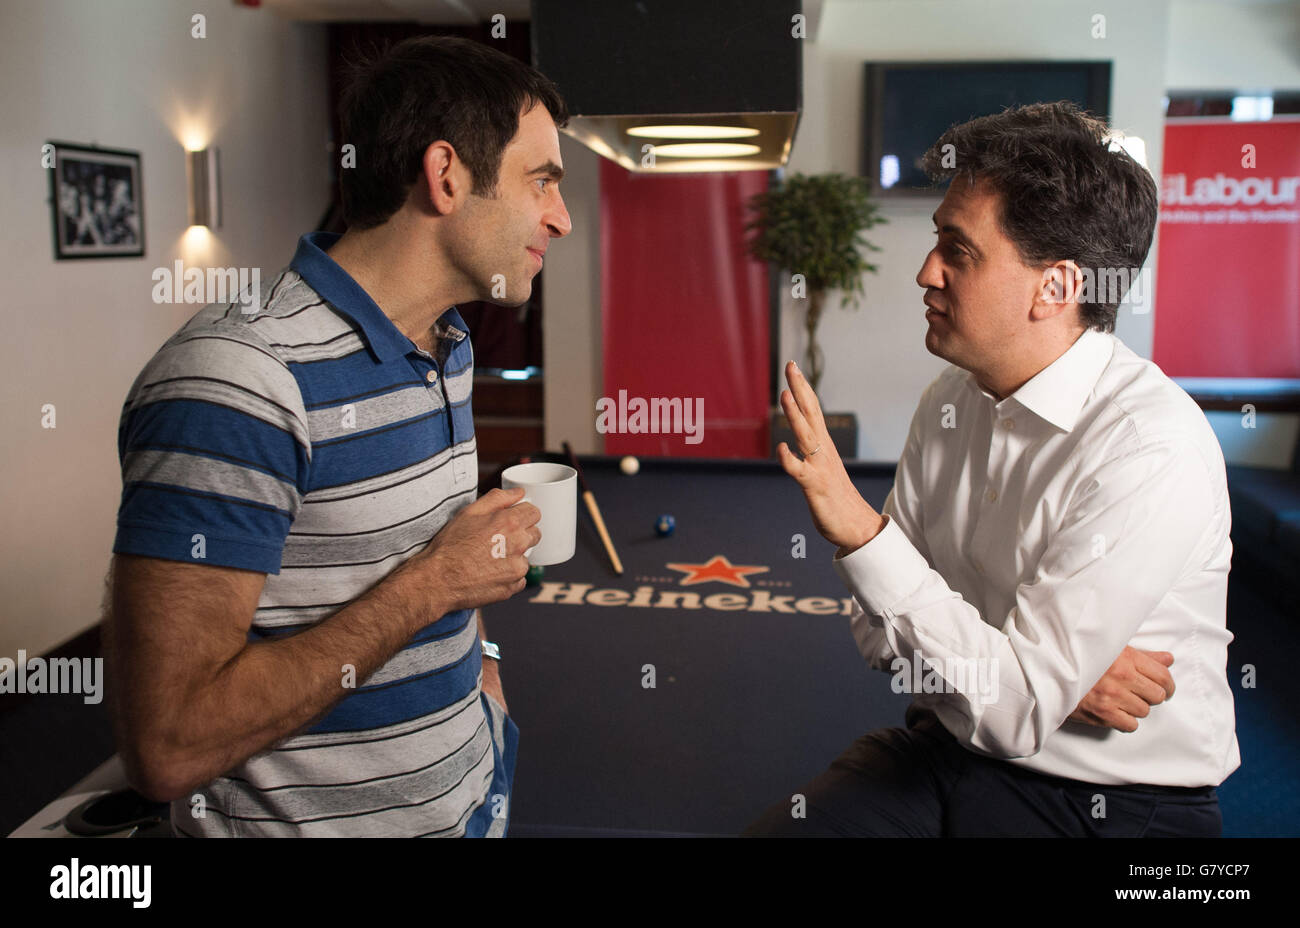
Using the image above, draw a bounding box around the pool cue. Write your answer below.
[562,442,624,575]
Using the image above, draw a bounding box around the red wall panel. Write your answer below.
[600,162,770,457]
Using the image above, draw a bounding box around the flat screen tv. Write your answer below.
[863,60,1112,196]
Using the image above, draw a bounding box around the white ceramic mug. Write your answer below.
[500,462,577,565]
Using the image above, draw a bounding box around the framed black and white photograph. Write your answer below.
[47,142,144,259]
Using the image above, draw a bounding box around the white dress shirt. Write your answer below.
[835,327,1241,787]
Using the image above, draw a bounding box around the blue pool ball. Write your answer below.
[655,514,676,537]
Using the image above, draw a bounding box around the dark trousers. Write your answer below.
[743,709,1222,837]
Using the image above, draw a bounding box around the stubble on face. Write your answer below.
[455,192,536,307]
[450,105,565,308]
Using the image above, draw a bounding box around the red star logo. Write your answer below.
[665,555,770,588]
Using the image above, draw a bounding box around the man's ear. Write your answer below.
[1033,260,1084,321]
[422,141,466,215]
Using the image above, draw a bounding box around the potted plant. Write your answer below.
[746,172,886,457]
[746,171,887,392]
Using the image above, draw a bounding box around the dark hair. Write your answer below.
[338,35,568,229]
[920,101,1157,333]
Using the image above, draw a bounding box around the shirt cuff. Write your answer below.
[832,515,933,616]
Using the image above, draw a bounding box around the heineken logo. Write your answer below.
[528,553,852,616]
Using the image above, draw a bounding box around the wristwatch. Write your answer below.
[481,640,501,662]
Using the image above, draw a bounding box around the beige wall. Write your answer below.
[0,0,330,659]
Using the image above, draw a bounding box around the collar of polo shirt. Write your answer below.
[290,231,469,364]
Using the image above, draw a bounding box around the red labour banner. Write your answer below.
[1153,118,1300,378]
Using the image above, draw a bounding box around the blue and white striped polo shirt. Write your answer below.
[113,231,516,837]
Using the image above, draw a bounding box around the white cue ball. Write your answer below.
[619,455,640,475]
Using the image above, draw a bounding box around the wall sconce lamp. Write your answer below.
[187,147,221,229]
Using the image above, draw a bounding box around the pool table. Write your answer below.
[482,455,910,836]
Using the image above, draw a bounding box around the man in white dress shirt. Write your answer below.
[746,102,1239,837]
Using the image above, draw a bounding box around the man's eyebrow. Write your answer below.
[526,160,565,181]
[931,212,981,256]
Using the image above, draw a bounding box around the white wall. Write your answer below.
[1167,0,1300,90]
[545,0,1300,466]
[0,0,330,660]
[545,0,1176,462]
[543,134,603,454]
[787,0,1172,460]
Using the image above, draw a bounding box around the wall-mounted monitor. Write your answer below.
[862,60,1112,197]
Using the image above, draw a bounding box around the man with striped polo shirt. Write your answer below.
[103,36,571,836]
